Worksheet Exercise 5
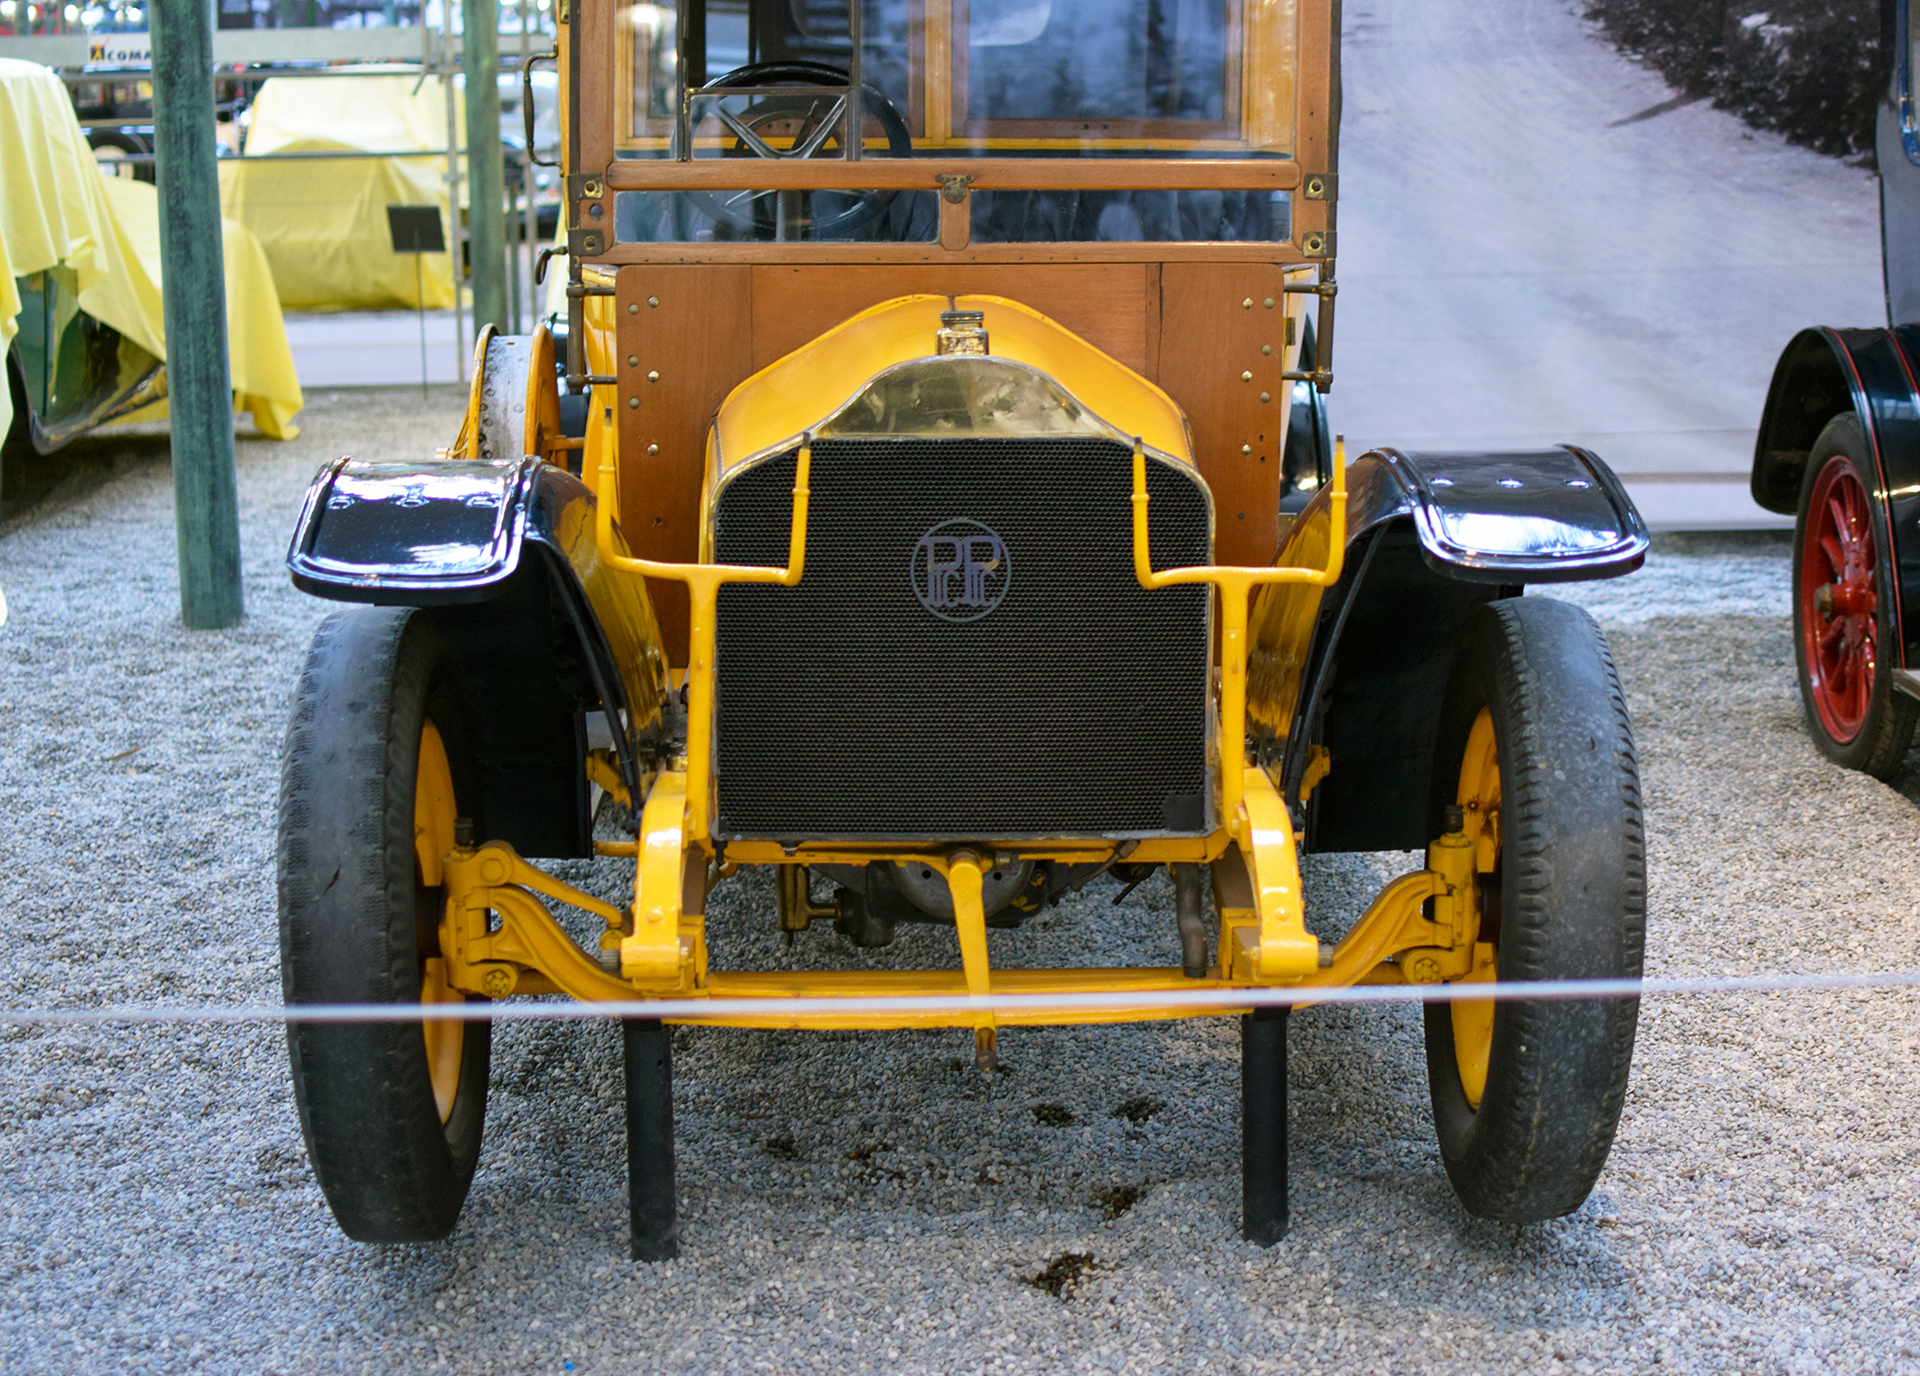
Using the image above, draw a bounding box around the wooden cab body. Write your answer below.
[557,0,1343,659]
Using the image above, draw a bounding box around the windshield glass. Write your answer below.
[964,0,1231,131]
[612,0,1294,158]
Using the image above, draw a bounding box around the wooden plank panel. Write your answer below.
[1143,262,1163,380]
[574,0,613,173]
[617,264,754,665]
[1293,0,1337,255]
[1157,263,1289,568]
[749,264,1149,372]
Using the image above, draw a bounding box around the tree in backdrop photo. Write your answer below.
[1587,0,1880,160]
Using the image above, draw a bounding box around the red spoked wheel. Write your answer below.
[1799,453,1879,742]
[1792,415,1916,776]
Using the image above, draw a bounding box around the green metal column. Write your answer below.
[463,0,508,334]
[150,0,243,629]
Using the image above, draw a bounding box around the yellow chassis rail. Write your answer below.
[428,430,1491,1033]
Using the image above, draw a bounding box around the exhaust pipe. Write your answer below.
[1173,863,1208,978]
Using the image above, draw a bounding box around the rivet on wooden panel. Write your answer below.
[648,296,660,307]
[1261,344,1272,355]
[1241,444,1252,455]
[1241,371,1253,382]
[1242,298,1253,309]
[648,371,660,382]
[628,397,639,409]
[647,443,658,455]
[1260,392,1271,404]
[1264,298,1275,308]
[627,303,639,315]
[628,354,639,366]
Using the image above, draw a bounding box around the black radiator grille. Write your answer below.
[711,436,1212,838]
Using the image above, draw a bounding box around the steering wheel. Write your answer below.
[685,61,913,241]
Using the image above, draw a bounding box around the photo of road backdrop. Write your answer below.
[1337,0,1887,530]
[1586,0,1879,161]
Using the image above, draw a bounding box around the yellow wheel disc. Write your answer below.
[1451,707,1501,1111]
[415,720,463,1124]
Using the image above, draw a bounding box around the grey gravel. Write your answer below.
[4,394,1919,1375]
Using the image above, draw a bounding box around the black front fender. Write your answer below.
[288,455,549,601]
[1253,444,1645,854]
[1342,445,1648,584]
[285,456,671,854]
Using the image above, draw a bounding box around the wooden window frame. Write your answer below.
[573,0,1337,254]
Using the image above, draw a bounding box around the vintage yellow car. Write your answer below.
[277,0,1651,1258]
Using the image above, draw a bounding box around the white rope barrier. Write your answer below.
[2,969,1916,1027]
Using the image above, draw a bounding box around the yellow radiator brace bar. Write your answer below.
[1128,436,1348,838]
[594,441,811,847]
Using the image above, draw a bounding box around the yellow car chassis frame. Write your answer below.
[422,436,1498,1058]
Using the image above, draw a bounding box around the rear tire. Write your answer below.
[1424,596,1644,1222]
[1792,414,1915,777]
[278,606,490,1242]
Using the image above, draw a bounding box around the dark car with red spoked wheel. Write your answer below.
[1752,0,1920,777]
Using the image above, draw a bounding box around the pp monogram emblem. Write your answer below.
[910,518,1011,622]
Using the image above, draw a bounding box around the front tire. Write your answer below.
[1792,414,1915,777]
[1424,597,1645,1222]
[279,607,490,1242]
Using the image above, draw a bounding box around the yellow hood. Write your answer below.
[709,294,1193,477]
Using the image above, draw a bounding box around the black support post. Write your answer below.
[150,0,244,630]
[623,1018,678,1261]
[1241,1006,1289,1245]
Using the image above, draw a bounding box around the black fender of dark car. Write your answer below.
[1752,325,1920,668]
[1253,445,1649,854]
[286,454,672,858]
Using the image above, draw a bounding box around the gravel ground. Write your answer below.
[3,391,1919,1376]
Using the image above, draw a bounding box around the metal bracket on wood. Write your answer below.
[569,173,604,199]
[1301,230,1334,258]
[569,227,605,257]
[1284,279,1337,299]
[1281,368,1333,388]
[1303,172,1335,200]
[566,282,617,298]
[938,173,974,203]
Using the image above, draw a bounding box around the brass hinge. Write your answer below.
[1303,172,1336,201]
